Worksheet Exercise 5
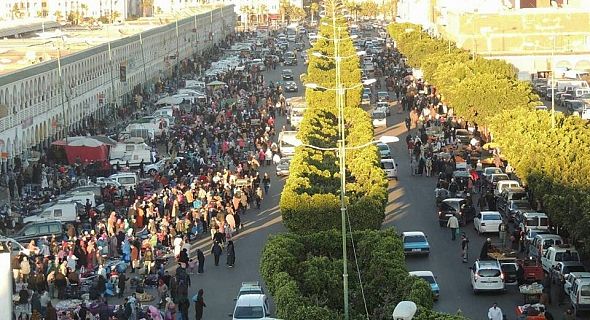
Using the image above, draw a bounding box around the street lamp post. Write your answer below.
[551,34,556,129]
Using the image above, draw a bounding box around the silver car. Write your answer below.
[276,158,291,176]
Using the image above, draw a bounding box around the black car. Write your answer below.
[284,57,298,66]
[281,69,294,80]
[437,198,476,227]
[12,220,65,244]
[284,81,298,92]
[503,199,533,222]
[501,262,519,285]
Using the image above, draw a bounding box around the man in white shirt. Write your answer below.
[487,302,503,320]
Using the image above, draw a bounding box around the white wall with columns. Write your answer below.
[0,6,235,163]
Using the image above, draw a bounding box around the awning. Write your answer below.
[206,80,227,87]
[156,96,184,105]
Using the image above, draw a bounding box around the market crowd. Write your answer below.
[9,30,285,320]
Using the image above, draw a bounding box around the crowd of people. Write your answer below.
[8,29,289,320]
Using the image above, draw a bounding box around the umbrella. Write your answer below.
[206,80,227,87]
[67,137,104,147]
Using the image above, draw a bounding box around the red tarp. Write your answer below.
[63,145,109,165]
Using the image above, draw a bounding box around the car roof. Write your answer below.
[235,294,266,306]
[522,211,548,217]
[443,198,465,202]
[282,69,292,72]
[403,231,426,237]
[409,270,434,277]
[381,158,395,163]
[535,234,562,240]
[559,261,584,267]
[476,260,501,268]
[569,272,590,279]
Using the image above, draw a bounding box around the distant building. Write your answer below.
[396,0,590,74]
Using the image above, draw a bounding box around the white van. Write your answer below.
[381,158,398,180]
[529,234,563,259]
[23,201,85,224]
[372,110,387,127]
[153,108,173,118]
[109,138,152,167]
[278,131,301,158]
[542,245,581,273]
[519,212,550,231]
[108,172,139,190]
[59,191,96,207]
[564,272,590,316]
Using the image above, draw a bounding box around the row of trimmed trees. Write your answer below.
[259,8,464,319]
[387,23,590,252]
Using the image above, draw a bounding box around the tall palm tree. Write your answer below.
[240,5,254,29]
[279,0,289,25]
[259,4,268,26]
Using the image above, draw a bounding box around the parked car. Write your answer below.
[281,69,294,80]
[380,158,398,180]
[500,262,519,285]
[552,261,586,283]
[283,81,298,92]
[470,260,505,294]
[563,272,590,316]
[437,198,476,227]
[402,231,430,256]
[276,158,291,177]
[377,91,390,102]
[409,271,440,300]
[372,109,387,127]
[377,142,392,159]
[474,211,503,234]
[12,220,65,244]
[503,200,532,222]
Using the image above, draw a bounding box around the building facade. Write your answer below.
[0,6,235,166]
[396,0,590,74]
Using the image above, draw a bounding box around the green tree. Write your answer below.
[140,0,154,17]
[360,0,379,18]
[310,2,320,24]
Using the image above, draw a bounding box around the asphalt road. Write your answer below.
[174,49,582,319]
[175,54,308,319]
[380,97,581,319]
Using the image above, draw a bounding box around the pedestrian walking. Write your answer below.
[487,303,503,320]
[211,241,222,266]
[461,233,469,263]
[447,214,459,240]
[192,289,206,320]
[226,240,236,268]
[196,248,205,274]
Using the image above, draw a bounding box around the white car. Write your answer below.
[144,157,184,174]
[381,158,398,180]
[372,110,387,127]
[377,101,390,116]
[231,294,275,320]
[474,211,503,234]
[470,260,505,294]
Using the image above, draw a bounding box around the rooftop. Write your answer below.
[0,5,223,76]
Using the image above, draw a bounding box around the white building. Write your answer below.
[0,6,235,166]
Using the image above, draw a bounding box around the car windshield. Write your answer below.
[404,235,425,243]
[513,202,531,209]
[478,269,501,277]
[494,175,509,182]
[555,251,580,262]
[373,112,386,119]
[378,145,389,151]
[483,214,502,220]
[381,161,395,169]
[233,306,264,319]
[419,275,436,284]
[501,264,518,273]
[563,265,586,274]
[581,285,590,296]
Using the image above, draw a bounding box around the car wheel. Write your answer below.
[473,288,479,295]
[439,221,444,227]
[148,169,157,175]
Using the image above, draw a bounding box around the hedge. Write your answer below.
[387,23,590,251]
[279,14,387,234]
[260,229,439,320]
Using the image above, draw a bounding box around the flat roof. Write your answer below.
[0,5,226,78]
